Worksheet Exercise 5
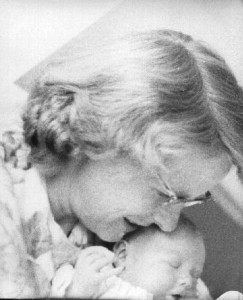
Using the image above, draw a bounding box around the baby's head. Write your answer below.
[113,215,205,299]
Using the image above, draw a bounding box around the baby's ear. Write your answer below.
[113,240,127,267]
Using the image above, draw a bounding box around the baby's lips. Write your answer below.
[166,285,198,299]
[184,287,198,298]
[164,295,179,300]
[165,292,194,300]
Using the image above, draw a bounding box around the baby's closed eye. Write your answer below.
[168,258,181,269]
[159,255,182,269]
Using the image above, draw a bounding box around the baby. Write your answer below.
[65,215,212,300]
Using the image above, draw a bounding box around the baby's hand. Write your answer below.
[51,264,74,297]
[66,246,123,298]
[216,291,243,300]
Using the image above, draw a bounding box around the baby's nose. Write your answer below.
[178,275,193,289]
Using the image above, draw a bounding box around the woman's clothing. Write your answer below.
[15,167,91,296]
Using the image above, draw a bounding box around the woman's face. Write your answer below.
[70,151,231,242]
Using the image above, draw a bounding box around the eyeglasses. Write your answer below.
[160,177,212,207]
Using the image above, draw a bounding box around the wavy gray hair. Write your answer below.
[22,30,243,177]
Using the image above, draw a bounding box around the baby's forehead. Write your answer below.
[129,226,203,253]
[127,226,205,270]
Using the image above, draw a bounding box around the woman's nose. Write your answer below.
[154,203,183,232]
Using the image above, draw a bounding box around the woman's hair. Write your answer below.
[22,30,243,177]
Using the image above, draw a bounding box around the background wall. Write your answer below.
[0,0,121,132]
[1,1,243,298]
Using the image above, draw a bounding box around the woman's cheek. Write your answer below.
[92,218,127,242]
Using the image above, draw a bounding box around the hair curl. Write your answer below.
[22,30,243,177]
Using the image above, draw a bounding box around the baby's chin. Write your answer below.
[119,272,168,297]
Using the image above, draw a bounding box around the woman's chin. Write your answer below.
[97,230,125,243]
[95,220,138,242]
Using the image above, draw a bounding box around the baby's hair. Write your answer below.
[22,29,243,178]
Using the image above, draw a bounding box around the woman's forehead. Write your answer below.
[80,150,231,199]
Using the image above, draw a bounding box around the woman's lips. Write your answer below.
[123,217,139,232]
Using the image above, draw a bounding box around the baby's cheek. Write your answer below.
[144,267,176,296]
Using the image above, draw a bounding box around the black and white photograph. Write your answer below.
[0,0,243,299]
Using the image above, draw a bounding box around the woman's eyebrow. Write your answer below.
[155,176,192,200]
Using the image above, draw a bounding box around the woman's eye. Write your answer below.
[156,190,171,203]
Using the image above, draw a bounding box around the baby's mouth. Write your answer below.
[165,295,183,300]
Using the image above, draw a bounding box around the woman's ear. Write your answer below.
[113,240,128,267]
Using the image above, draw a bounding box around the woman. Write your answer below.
[1,29,243,297]
[23,29,243,238]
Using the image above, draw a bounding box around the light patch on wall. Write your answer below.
[0,0,121,132]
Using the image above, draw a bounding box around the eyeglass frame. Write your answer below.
[159,176,212,207]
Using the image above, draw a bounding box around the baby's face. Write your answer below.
[117,228,205,299]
